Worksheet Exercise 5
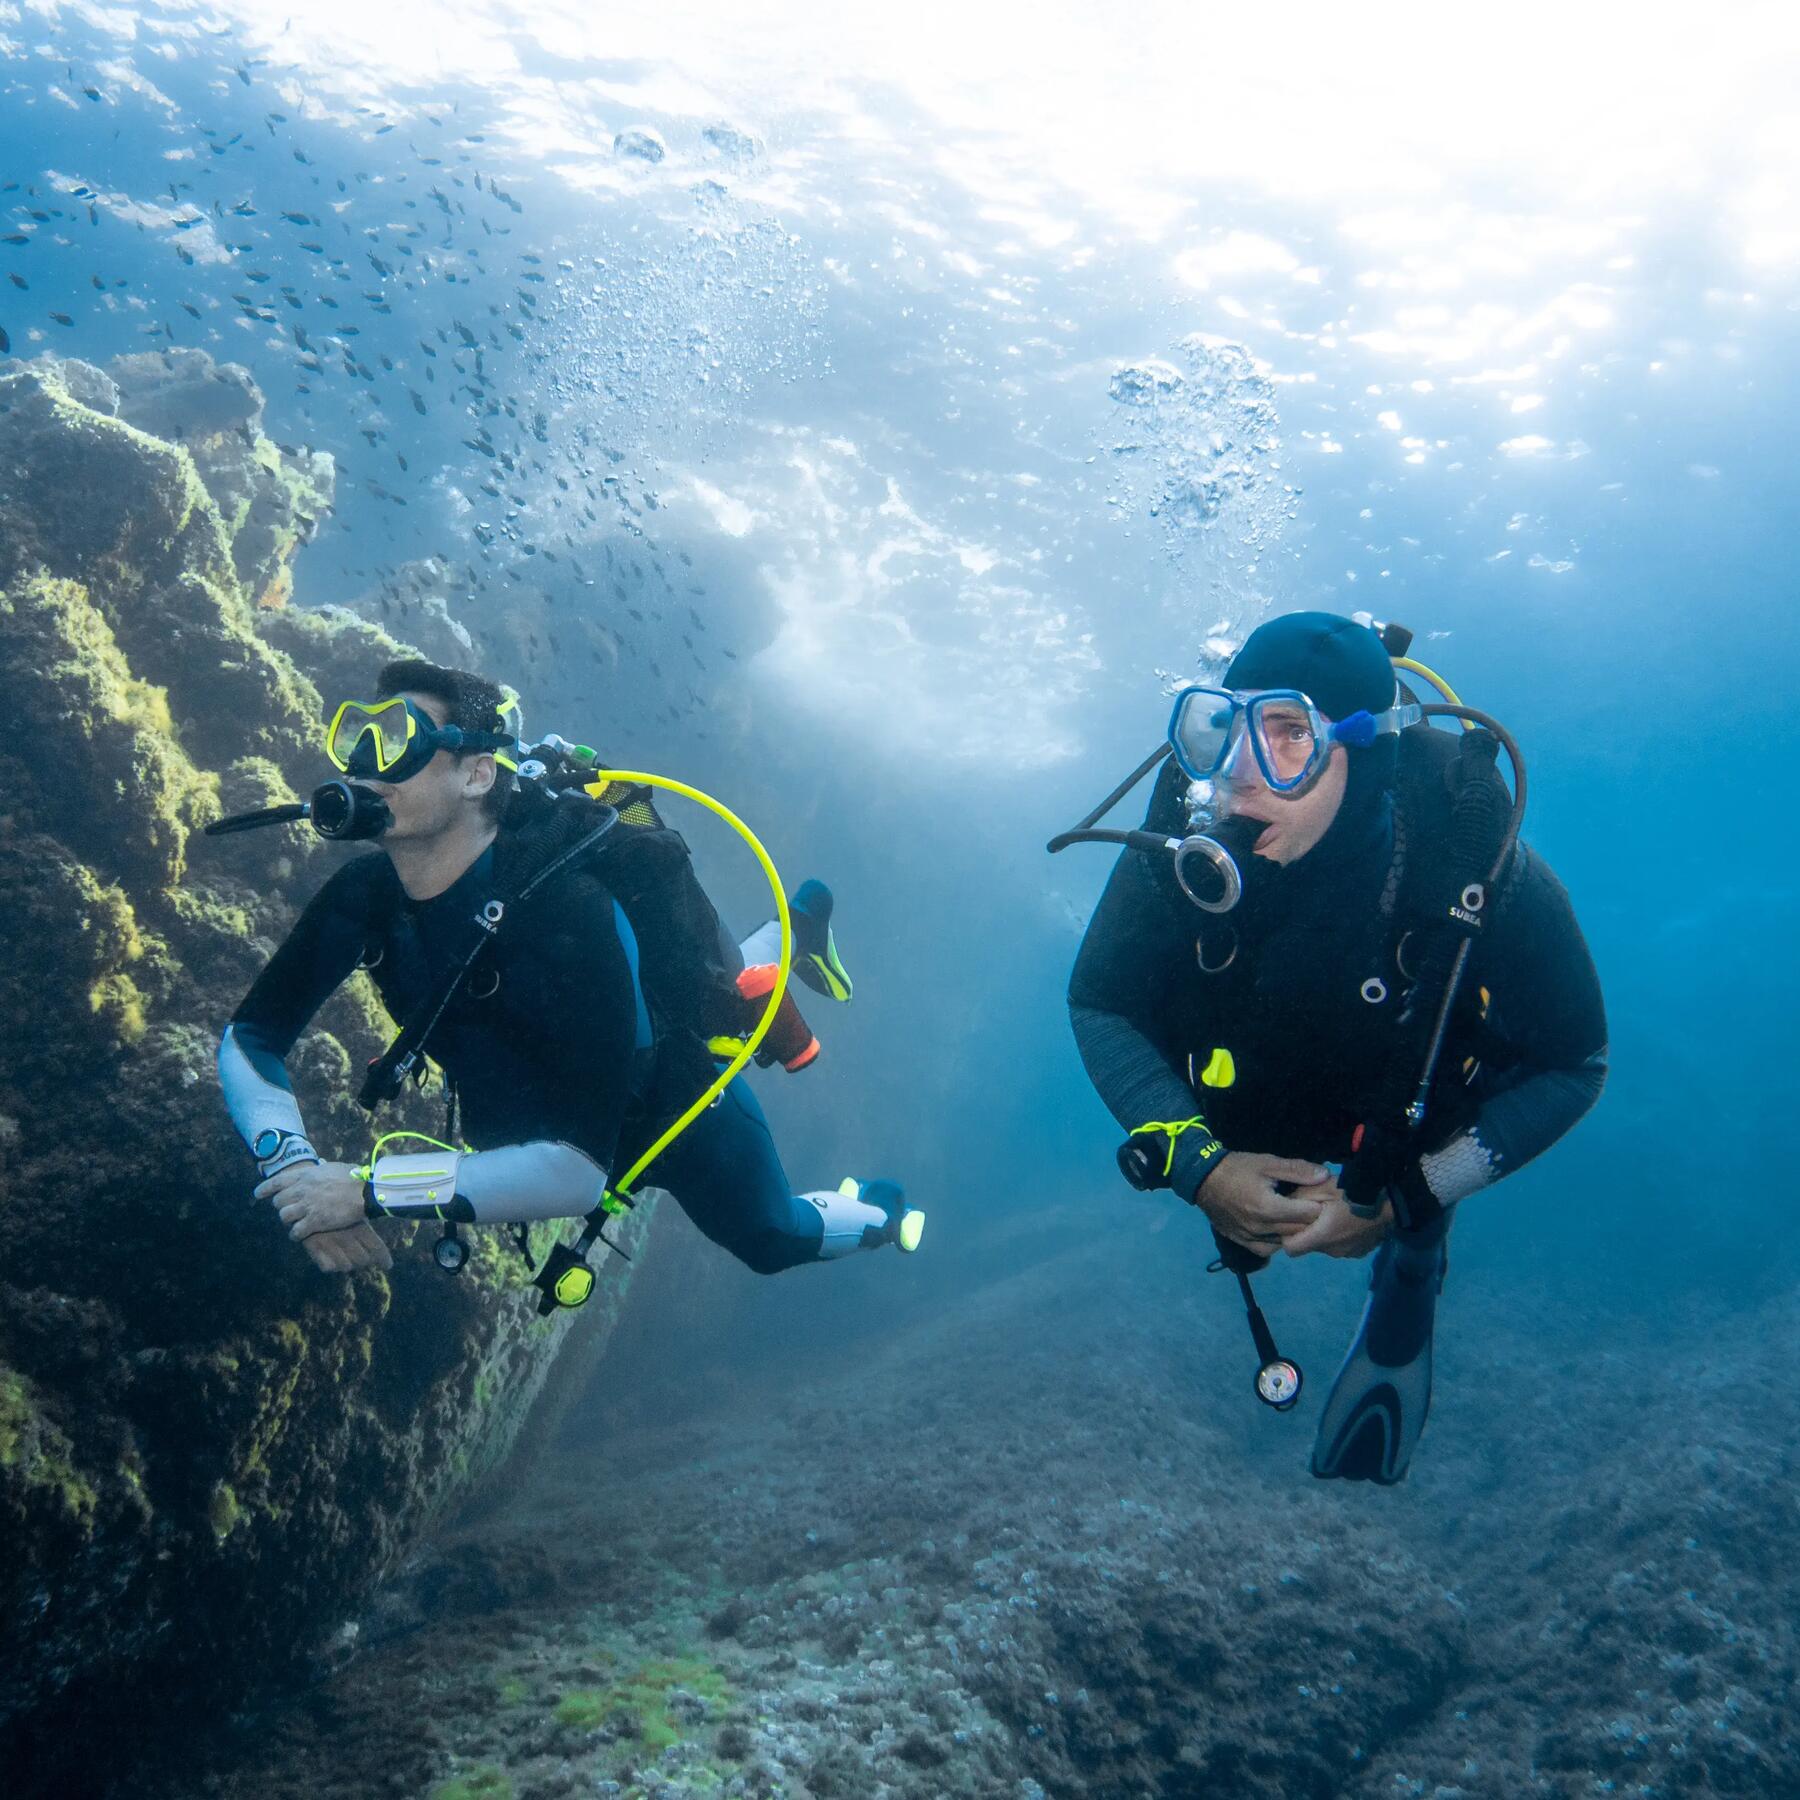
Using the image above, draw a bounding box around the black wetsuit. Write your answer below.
[1068,756,1607,1212]
[220,803,845,1273]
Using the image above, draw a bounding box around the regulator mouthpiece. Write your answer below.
[309,779,391,841]
[1172,811,1268,913]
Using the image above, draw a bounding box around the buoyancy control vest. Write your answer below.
[1133,720,1517,1162]
[355,756,752,1129]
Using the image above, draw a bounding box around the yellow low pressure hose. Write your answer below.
[1394,655,1471,724]
[583,770,792,1206]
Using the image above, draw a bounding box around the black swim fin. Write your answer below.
[1310,1225,1448,1485]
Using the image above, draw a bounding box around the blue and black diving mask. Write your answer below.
[1167,685,1421,795]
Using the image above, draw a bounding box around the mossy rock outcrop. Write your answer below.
[0,353,652,1794]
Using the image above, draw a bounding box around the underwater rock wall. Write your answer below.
[0,350,652,1790]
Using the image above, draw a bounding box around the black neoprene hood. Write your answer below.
[1223,611,1397,721]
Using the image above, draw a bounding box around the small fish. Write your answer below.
[1,234,29,246]
[50,310,73,326]
[181,301,201,319]
[281,211,311,225]
[7,273,25,289]
[83,86,103,102]
[0,325,10,353]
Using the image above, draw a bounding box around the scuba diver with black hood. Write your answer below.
[1060,612,1605,1482]
[215,659,923,1307]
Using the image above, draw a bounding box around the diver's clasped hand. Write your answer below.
[295,1222,393,1273]
[1279,1186,1390,1261]
[257,1160,391,1271]
[1199,1154,1390,1262]
[1197,1152,1331,1255]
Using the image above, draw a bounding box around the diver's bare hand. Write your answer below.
[1197,1152,1328,1254]
[300,1222,394,1274]
[1283,1180,1390,1260]
[258,1160,369,1242]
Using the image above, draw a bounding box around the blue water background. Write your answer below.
[4,6,1796,1476]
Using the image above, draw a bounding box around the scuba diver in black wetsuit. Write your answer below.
[1058,612,1606,1483]
[214,659,922,1305]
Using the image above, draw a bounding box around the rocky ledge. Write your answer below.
[0,350,651,1796]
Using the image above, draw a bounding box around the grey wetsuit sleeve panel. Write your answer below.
[219,858,379,1156]
[455,1141,610,1224]
[218,1022,310,1152]
[1420,1055,1606,1204]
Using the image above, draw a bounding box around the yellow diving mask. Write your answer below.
[324,692,521,785]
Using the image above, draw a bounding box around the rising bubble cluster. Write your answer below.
[1106,334,1303,671]
[547,200,826,477]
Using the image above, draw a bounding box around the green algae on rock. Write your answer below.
[0,350,654,1793]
